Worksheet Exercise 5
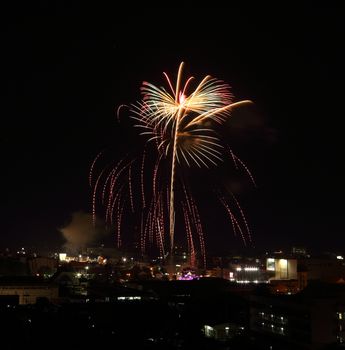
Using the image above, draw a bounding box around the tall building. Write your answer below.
[250,282,345,349]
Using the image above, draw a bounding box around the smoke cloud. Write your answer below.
[223,102,277,144]
[59,211,109,254]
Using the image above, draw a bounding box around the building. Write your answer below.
[0,277,58,305]
[266,257,298,280]
[229,264,269,284]
[203,322,245,341]
[27,256,58,276]
[250,282,345,349]
[300,256,345,283]
[265,257,301,294]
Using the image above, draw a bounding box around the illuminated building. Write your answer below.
[58,253,67,262]
[203,323,245,341]
[229,264,269,284]
[250,282,345,348]
[266,258,298,280]
[0,277,58,304]
[266,257,300,294]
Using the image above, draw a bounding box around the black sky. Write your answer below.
[1,3,344,253]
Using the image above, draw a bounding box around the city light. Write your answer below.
[267,258,275,271]
[59,253,67,262]
[244,267,259,271]
[279,259,288,268]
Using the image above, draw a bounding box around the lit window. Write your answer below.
[279,259,288,268]
[267,258,275,271]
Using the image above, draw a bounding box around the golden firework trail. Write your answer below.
[131,62,252,254]
[90,62,254,266]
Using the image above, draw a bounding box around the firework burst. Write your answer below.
[90,62,254,267]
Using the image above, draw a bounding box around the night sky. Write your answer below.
[2,3,344,254]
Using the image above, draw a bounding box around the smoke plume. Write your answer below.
[59,211,108,254]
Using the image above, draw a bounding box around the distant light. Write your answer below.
[279,259,288,268]
[337,256,344,260]
[59,253,67,261]
[122,257,127,262]
[117,296,141,301]
[267,258,275,271]
[244,267,258,271]
[85,266,89,270]
[225,327,229,330]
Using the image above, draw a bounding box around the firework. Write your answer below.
[91,62,254,267]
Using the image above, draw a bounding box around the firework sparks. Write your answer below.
[91,62,254,267]
[131,62,252,255]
